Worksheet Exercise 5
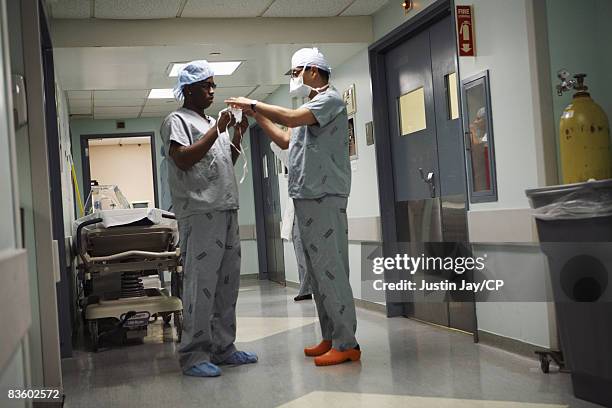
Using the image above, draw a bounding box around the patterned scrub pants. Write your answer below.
[177,210,241,371]
[293,196,358,351]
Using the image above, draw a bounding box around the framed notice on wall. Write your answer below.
[343,84,356,116]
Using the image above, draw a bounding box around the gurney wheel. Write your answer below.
[89,320,99,352]
[174,311,183,343]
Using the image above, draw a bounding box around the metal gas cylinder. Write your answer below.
[558,73,611,184]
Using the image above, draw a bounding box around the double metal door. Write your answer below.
[384,14,474,332]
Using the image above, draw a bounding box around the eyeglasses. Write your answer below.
[290,67,311,78]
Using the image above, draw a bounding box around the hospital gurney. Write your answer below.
[73,186,183,351]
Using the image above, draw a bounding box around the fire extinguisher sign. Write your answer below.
[456,5,475,57]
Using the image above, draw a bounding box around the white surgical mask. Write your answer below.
[213,107,249,184]
[289,68,312,98]
[289,66,330,98]
[229,107,242,123]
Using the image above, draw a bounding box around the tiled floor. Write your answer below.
[61,280,600,407]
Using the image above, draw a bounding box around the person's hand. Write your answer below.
[225,97,255,111]
[218,110,235,131]
[235,116,249,134]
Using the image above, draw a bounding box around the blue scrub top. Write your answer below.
[288,86,351,199]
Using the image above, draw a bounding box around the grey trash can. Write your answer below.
[526,179,612,407]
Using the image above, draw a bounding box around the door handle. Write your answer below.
[464,131,472,152]
[418,167,436,198]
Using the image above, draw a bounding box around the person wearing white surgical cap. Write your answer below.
[226,48,360,367]
[160,60,257,378]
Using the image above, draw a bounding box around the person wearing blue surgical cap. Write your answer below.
[160,60,257,377]
[225,48,360,367]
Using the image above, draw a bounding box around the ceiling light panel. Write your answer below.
[168,61,243,77]
[148,89,175,99]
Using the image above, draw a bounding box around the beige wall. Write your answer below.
[89,142,155,206]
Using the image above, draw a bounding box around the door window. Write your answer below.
[398,87,427,135]
[462,70,498,202]
[446,72,460,120]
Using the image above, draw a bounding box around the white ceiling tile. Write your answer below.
[94,90,149,100]
[181,0,272,18]
[94,107,142,115]
[340,0,389,16]
[141,106,175,114]
[67,90,92,99]
[95,0,182,19]
[249,92,272,101]
[212,86,257,99]
[144,99,181,108]
[68,98,92,108]
[249,84,279,94]
[69,105,92,115]
[50,0,91,18]
[140,112,169,118]
[263,0,353,17]
[71,114,94,120]
[94,98,145,107]
[95,113,140,119]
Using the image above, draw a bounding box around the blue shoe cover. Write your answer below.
[221,351,258,366]
[184,362,221,377]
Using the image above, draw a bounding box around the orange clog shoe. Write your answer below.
[314,346,361,366]
[304,340,332,357]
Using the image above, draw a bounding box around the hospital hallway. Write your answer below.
[61,279,596,408]
[2,0,612,407]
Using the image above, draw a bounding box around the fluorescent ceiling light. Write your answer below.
[168,61,242,77]
[148,89,174,99]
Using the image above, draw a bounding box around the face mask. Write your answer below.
[289,67,330,98]
[229,107,242,123]
[289,68,312,98]
[213,108,249,184]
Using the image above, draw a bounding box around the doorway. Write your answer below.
[250,125,286,285]
[80,133,159,209]
[370,0,476,334]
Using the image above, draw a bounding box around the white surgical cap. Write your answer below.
[476,107,486,119]
[173,60,215,101]
[291,48,331,73]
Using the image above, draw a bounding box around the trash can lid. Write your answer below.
[526,179,612,208]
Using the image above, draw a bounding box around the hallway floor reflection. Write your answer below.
[62,280,598,408]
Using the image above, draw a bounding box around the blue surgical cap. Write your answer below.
[173,60,215,101]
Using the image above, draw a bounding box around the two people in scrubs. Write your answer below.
[161,60,258,377]
[226,48,360,366]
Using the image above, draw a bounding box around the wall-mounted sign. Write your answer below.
[456,5,475,57]
[365,121,374,146]
[343,84,356,116]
